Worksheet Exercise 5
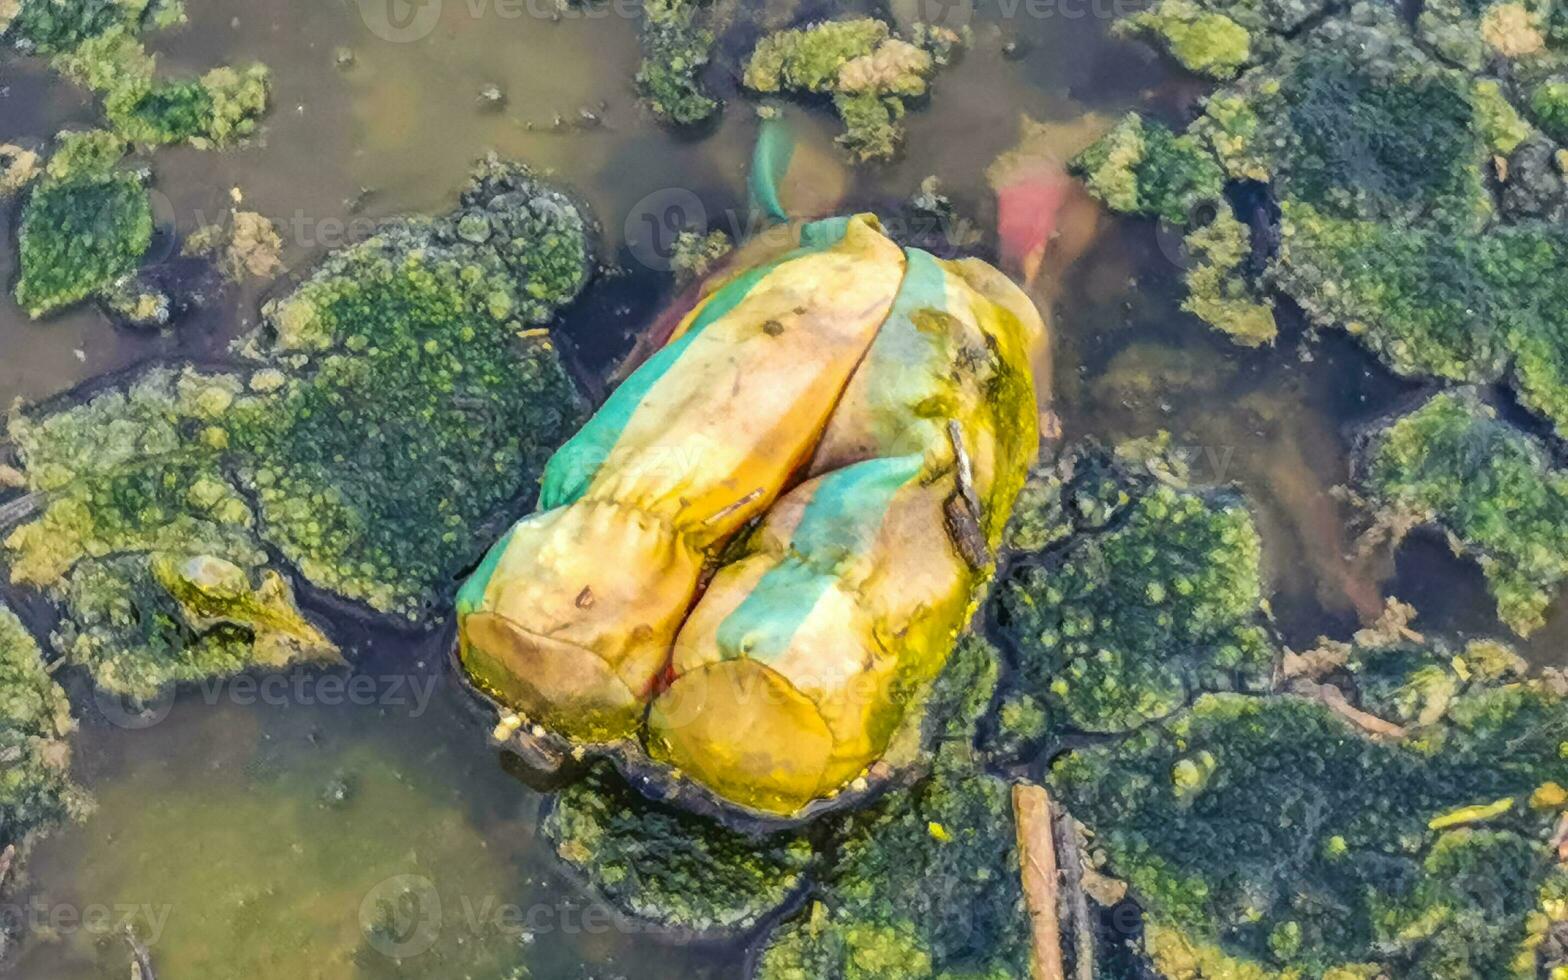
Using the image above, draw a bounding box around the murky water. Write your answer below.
[3,0,1558,975]
[12,646,738,977]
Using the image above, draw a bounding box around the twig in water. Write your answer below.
[1052,807,1095,980]
[1288,679,1407,739]
[0,492,42,531]
[1013,782,1067,980]
[124,924,156,980]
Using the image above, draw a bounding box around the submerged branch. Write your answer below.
[1014,782,1067,980]
[0,492,42,532]
[125,924,156,980]
[1288,679,1407,739]
[1053,807,1095,980]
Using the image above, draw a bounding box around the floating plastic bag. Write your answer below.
[458,208,1044,814]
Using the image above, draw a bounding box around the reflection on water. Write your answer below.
[8,0,1554,972]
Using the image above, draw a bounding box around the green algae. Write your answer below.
[11,0,269,151]
[1262,35,1494,231]
[1115,0,1253,79]
[1052,620,1568,980]
[1181,210,1276,346]
[742,18,958,161]
[1474,78,1535,155]
[543,765,812,934]
[3,367,335,699]
[919,631,1003,753]
[637,0,721,125]
[42,128,127,180]
[996,443,1274,737]
[54,554,338,703]
[99,63,271,147]
[14,133,152,318]
[7,0,270,321]
[754,765,1030,980]
[1272,194,1568,433]
[744,19,892,93]
[1070,113,1226,226]
[1073,0,1568,417]
[4,369,264,591]
[3,161,590,696]
[1530,79,1568,143]
[0,604,86,852]
[1419,0,1553,69]
[231,162,589,618]
[5,0,162,54]
[1359,389,1568,636]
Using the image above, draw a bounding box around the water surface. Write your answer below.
[2,0,1539,974]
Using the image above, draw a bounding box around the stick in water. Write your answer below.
[1014,782,1067,980]
[124,924,156,980]
[1053,806,1096,980]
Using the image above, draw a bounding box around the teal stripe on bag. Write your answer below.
[456,524,516,615]
[714,453,925,664]
[843,247,957,455]
[536,222,855,510]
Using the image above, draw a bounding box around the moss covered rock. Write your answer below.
[1116,0,1254,79]
[1074,0,1568,409]
[1053,630,1568,979]
[3,160,590,696]
[1270,177,1568,426]
[543,766,812,934]
[55,554,338,702]
[233,164,590,617]
[0,603,85,847]
[1359,388,1568,635]
[743,18,957,161]
[1070,112,1226,225]
[996,443,1274,737]
[754,765,1031,979]
[14,133,152,318]
[636,0,721,125]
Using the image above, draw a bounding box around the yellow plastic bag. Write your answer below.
[458,214,1044,814]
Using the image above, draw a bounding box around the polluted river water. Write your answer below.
[3,0,1565,975]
